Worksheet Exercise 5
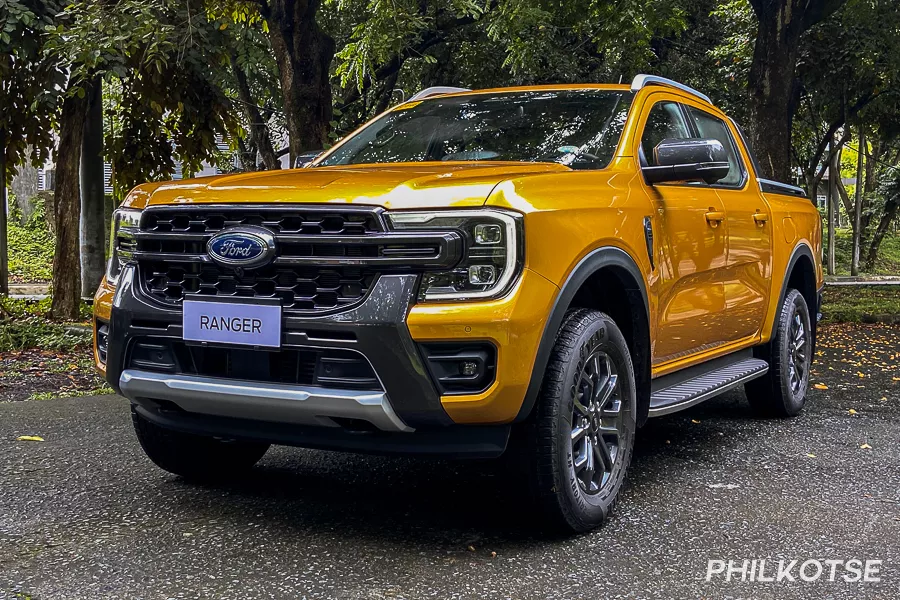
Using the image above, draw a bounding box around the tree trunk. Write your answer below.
[80,77,106,298]
[746,11,801,181]
[0,128,7,295]
[850,124,864,275]
[746,0,847,182]
[230,52,280,171]
[50,92,88,320]
[262,0,335,166]
[864,195,899,271]
[826,141,837,275]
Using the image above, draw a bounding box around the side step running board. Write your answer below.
[649,352,769,417]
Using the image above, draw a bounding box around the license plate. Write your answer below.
[183,299,281,348]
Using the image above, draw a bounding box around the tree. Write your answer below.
[45,0,240,318]
[256,0,335,165]
[0,0,64,295]
[746,0,846,181]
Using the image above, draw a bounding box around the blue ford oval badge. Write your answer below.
[207,226,276,269]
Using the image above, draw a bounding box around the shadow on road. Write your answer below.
[155,390,769,548]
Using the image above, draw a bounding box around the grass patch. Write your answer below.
[0,297,93,352]
[826,229,900,275]
[28,385,114,401]
[821,286,900,323]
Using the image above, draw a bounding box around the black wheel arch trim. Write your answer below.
[515,246,650,423]
[769,242,819,353]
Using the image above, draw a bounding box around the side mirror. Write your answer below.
[642,138,730,185]
[294,151,323,169]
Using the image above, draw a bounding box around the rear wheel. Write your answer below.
[522,309,636,533]
[745,288,812,417]
[131,408,269,479]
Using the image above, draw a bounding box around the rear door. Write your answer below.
[636,95,729,366]
[683,104,772,343]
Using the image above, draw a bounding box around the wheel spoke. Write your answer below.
[601,398,621,418]
[594,373,618,409]
[594,437,615,472]
[571,424,588,442]
[582,438,596,487]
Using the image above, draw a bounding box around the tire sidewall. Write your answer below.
[777,290,811,415]
[556,314,636,524]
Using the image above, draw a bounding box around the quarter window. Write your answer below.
[686,107,745,187]
[640,101,691,166]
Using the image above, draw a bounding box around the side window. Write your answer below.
[686,107,745,187]
[640,101,691,166]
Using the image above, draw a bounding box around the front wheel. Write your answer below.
[745,288,812,417]
[522,309,636,533]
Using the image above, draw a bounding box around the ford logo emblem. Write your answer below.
[207,226,277,269]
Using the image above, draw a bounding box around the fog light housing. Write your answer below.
[419,342,497,395]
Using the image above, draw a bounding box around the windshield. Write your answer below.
[318,90,633,170]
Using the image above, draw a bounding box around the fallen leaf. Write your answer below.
[860,443,872,450]
[814,383,829,390]
[691,419,701,424]
[848,409,858,415]
[857,372,866,378]
[806,453,817,458]
[17,435,44,442]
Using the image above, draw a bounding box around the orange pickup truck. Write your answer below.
[94,75,823,532]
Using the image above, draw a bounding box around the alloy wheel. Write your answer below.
[787,311,809,396]
[571,350,626,494]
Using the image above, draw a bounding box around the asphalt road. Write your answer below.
[2,324,899,600]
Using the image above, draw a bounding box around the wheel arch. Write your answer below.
[777,243,819,349]
[516,247,652,427]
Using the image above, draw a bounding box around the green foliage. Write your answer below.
[45,0,242,198]
[7,193,53,283]
[0,296,92,351]
[826,228,900,275]
[0,0,65,179]
[0,318,91,352]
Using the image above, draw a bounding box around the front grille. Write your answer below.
[134,206,385,313]
[141,262,377,311]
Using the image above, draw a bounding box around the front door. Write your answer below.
[637,96,730,366]
[683,104,773,343]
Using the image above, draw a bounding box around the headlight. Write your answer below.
[106,208,141,285]
[386,209,524,301]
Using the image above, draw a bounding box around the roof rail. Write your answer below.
[407,86,471,102]
[630,74,712,104]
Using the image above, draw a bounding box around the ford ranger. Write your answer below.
[93,75,823,532]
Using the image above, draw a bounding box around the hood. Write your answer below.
[130,162,570,211]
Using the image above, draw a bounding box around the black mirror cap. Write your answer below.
[643,138,730,185]
[654,138,727,165]
[294,150,323,169]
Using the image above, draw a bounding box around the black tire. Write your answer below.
[745,288,812,417]
[523,309,636,533]
[131,408,269,479]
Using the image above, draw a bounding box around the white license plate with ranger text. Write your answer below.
[182,300,281,348]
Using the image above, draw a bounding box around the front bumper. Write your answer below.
[96,265,558,456]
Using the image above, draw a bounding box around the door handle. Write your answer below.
[705,210,726,227]
[753,211,769,225]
